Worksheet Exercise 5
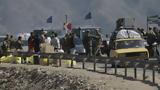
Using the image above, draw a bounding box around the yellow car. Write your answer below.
[110,38,149,60]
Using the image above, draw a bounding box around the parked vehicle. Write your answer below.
[72,26,102,55]
[110,38,149,60]
[109,18,149,60]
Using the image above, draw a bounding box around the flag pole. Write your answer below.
[65,14,68,23]
[147,16,149,32]
[64,14,68,34]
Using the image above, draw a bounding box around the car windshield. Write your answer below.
[116,40,145,49]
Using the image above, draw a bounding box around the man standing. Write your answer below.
[9,35,16,51]
[34,34,41,53]
[83,31,90,56]
[51,33,60,52]
[15,36,23,51]
[28,32,35,52]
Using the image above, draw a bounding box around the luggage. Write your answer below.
[116,29,141,39]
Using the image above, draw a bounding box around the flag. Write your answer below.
[64,22,72,31]
[46,16,52,23]
[85,12,92,20]
[147,15,160,24]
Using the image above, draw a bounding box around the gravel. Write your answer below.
[0,63,158,90]
[0,67,97,90]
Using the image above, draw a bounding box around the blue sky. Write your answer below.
[0,0,160,35]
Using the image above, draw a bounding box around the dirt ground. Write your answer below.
[0,63,159,90]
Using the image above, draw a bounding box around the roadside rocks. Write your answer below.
[0,67,98,90]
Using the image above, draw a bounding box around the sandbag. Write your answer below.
[26,55,41,64]
[0,55,22,64]
[0,56,8,63]
[64,60,76,67]
[40,58,49,65]
[40,58,58,66]
[14,57,21,64]
[26,55,34,64]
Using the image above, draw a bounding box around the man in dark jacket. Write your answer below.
[34,35,40,53]
[28,32,35,52]
[15,36,23,51]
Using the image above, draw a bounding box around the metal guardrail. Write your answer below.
[2,51,160,86]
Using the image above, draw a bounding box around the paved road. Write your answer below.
[70,62,160,87]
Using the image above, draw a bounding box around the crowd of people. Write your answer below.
[27,31,95,55]
[0,32,80,54]
[0,34,23,55]
[1,26,160,58]
[0,29,103,57]
[27,31,62,53]
[141,27,160,57]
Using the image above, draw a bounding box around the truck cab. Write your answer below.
[72,26,102,55]
[72,26,101,40]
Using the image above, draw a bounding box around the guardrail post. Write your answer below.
[105,59,109,73]
[143,64,149,81]
[93,56,96,72]
[89,38,93,56]
[114,61,119,75]
[124,62,129,77]
[115,63,117,75]
[152,67,155,84]
[71,56,75,68]
[47,55,51,66]
[152,66,157,84]
[21,53,23,64]
[158,63,160,73]
[143,64,148,81]
[143,68,146,81]
[134,63,139,79]
[59,55,63,67]
[82,58,87,69]
[33,54,40,65]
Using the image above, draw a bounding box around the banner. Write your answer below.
[147,15,160,25]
